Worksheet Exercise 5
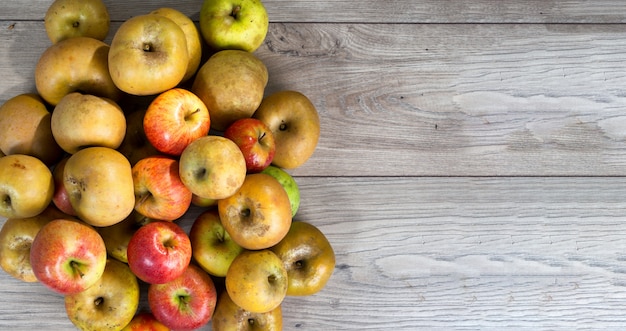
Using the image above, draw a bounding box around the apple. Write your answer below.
[224,118,276,172]
[51,156,76,216]
[212,290,283,331]
[150,7,203,82]
[126,221,192,284]
[225,249,288,313]
[218,173,292,250]
[0,206,71,283]
[108,14,189,96]
[0,93,63,166]
[44,0,110,44]
[148,264,217,331]
[0,154,54,219]
[189,209,244,277]
[144,88,211,156]
[192,50,268,131]
[122,312,169,331]
[117,107,161,166]
[35,36,122,106]
[96,210,154,264]
[199,0,269,52]
[179,135,247,200]
[253,90,320,169]
[30,218,107,295]
[51,92,127,154]
[64,258,139,331]
[191,194,217,208]
[64,147,135,227]
[270,221,335,296]
[261,165,300,217]
[132,155,192,222]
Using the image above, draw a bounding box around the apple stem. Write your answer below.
[94,297,104,306]
[72,21,80,28]
[70,260,84,278]
[231,5,242,19]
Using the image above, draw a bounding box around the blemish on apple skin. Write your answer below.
[11,161,26,170]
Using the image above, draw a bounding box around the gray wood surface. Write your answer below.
[2,0,626,330]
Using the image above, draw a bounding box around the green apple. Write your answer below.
[199,0,269,52]
[44,0,110,44]
[261,165,300,217]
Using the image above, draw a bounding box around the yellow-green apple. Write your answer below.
[0,206,70,282]
[117,107,160,166]
[212,290,283,331]
[225,250,288,313]
[218,173,292,250]
[35,36,122,106]
[148,264,217,331]
[122,312,169,331]
[224,118,276,173]
[261,165,300,217]
[179,135,247,200]
[191,50,268,131]
[149,7,203,82]
[44,0,110,44]
[144,88,210,156]
[270,221,335,296]
[64,258,139,331]
[191,194,217,208]
[51,92,126,154]
[199,0,269,52]
[0,93,63,165]
[30,218,107,295]
[96,210,153,264]
[126,221,192,284]
[64,147,135,227]
[52,156,76,216]
[189,209,244,277]
[253,90,320,169]
[132,155,192,221]
[108,14,188,96]
[0,154,54,219]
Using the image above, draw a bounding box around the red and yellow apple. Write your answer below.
[224,117,276,172]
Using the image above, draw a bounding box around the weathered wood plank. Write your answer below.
[2,177,626,330]
[3,22,626,176]
[4,0,626,23]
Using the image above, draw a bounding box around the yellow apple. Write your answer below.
[44,0,110,44]
[0,154,54,219]
[212,290,283,331]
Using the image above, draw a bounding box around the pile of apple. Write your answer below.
[0,0,335,330]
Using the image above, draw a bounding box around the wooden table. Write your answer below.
[3,1,626,329]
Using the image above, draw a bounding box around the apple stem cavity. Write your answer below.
[72,21,80,28]
[279,122,288,131]
[94,297,104,306]
[143,43,154,52]
[70,260,85,278]
[231,5,242,19]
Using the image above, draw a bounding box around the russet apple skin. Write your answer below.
[179,135,247,200]
[148,264,217,331]
[225,249,288,314]
[224,118,276,173]
[192,50,268,131]
[189,209,245,277]
[35,36,122,106]
[44,0,110,44]
[127,221,192,284]
[218,173,292,250]
[64,147,135,227]
[64,258,139,331]
[108,14,189,96]
[212,290,283,331]
[253,90,321,169]
[122,312,169,331]
[0,206,72,283]
[132,155,192,221]
[0,154,55,219]
[199,0,269,52]
[144,88,211,156]
[270,221,336,296]
[0,93,63,166]
[30,218,107,295]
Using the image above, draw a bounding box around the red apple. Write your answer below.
[51,156,76,216]
[132,155,192,221]
[148,264,217,331]
[122,312,169,331]
[127,221,192,284]
[144,88,210,156]
[30,218,107,295]
[224,117,276,173]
